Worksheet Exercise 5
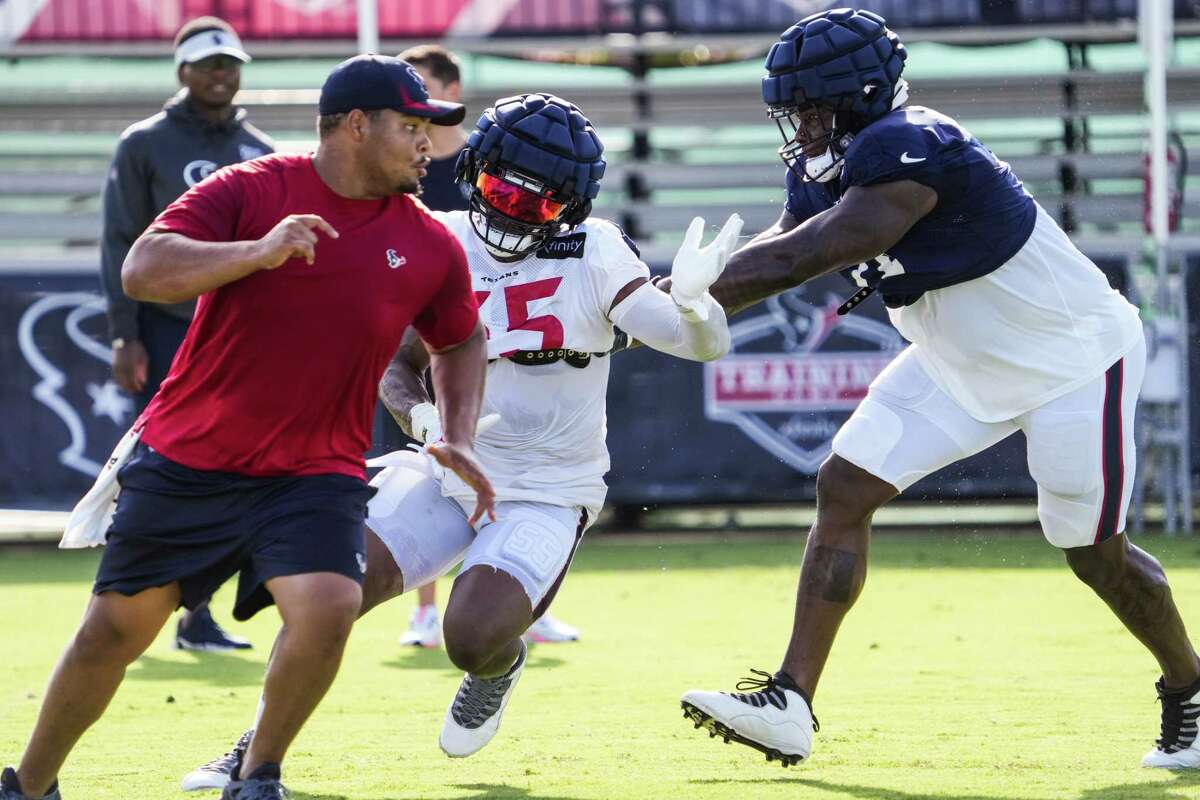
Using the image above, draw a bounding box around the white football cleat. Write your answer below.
[399,604,441,649]
[439,640,527,758]
[1142,676,1200,768]
[681,669,818,767]
[524,613,580,643]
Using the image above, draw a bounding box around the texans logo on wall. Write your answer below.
[703,278,905,473]
[9,291,130,484]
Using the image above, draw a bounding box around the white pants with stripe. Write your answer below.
[832,336,1145,549]
[365,451,586,616]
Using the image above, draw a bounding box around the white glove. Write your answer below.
[669,213,744,321]
[409,402,500,444]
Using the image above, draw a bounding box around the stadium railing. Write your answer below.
[3,0,1197,50]
[1,64,1199,270]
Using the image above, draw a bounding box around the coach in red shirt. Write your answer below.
[5,56,494,800]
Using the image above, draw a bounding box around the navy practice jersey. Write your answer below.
[419,148,471,212]
[784,106,1036,307]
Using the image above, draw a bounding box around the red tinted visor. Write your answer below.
[476,172,565,224]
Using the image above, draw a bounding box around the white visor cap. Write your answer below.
[175,29,251,66]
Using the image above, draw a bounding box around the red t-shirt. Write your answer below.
[138,153,477,478]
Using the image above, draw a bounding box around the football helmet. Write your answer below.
[762,8,908,182]
[455,94,604,260]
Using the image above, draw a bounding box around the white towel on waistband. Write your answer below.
[59,427,141,549]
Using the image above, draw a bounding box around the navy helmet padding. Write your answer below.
[762,8,906,123]
[464,94,605,201]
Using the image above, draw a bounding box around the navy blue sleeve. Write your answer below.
[784,166,837,223]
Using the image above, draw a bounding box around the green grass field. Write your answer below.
[4,531,1200,800]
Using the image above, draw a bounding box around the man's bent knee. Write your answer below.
[271,573,362,636]
[72,611,139,664]
[442,567,531,674]
[442,625,495,675]
[1064,534,1131,592]
[816,455,896,524]
[71,587,178,663]
[442,602,520,674]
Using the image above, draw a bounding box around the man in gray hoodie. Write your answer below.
[100,15,273,653]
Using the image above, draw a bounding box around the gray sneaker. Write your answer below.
[0,768,61,800]
[220,762,289,800]
[439,640,528,758]
[181,729,254,791]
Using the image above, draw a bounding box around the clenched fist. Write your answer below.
[255,214,339,269]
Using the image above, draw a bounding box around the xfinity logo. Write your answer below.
[537,232,586,260]
[386,249,407,269]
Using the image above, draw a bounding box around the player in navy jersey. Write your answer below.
[676,8,1200,770]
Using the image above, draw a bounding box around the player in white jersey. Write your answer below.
[181,92,742,790]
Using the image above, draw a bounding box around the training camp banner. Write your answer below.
[4,264,1198,510]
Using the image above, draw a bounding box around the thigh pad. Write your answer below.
[461,502,583,608]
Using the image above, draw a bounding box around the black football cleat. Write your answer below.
[220,762,289,799]
[0,767,61,800]
[176,607,253,652]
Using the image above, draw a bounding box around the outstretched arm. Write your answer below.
[606,213,740,361]
[708,180,937,315]
[609,283,731,361]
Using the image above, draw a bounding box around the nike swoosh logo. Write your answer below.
[900,152,926,164]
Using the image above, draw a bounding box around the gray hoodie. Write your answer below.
[100,90,274,342]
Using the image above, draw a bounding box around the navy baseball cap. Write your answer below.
[319,54,465,126]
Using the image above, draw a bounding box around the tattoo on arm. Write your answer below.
[378,328,432,439]
[802,545,859,603]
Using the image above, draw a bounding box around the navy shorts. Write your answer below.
[94,443,375,620]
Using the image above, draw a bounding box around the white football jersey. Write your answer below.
[433,211,650,517]
[888,203,1143,422]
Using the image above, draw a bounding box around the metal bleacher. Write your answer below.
[2,30,1200,269]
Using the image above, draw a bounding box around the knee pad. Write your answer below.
[831,399,942,491]
[1037,485,1104,549]
[832,400,904,474]
[1025,410,1109,549]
